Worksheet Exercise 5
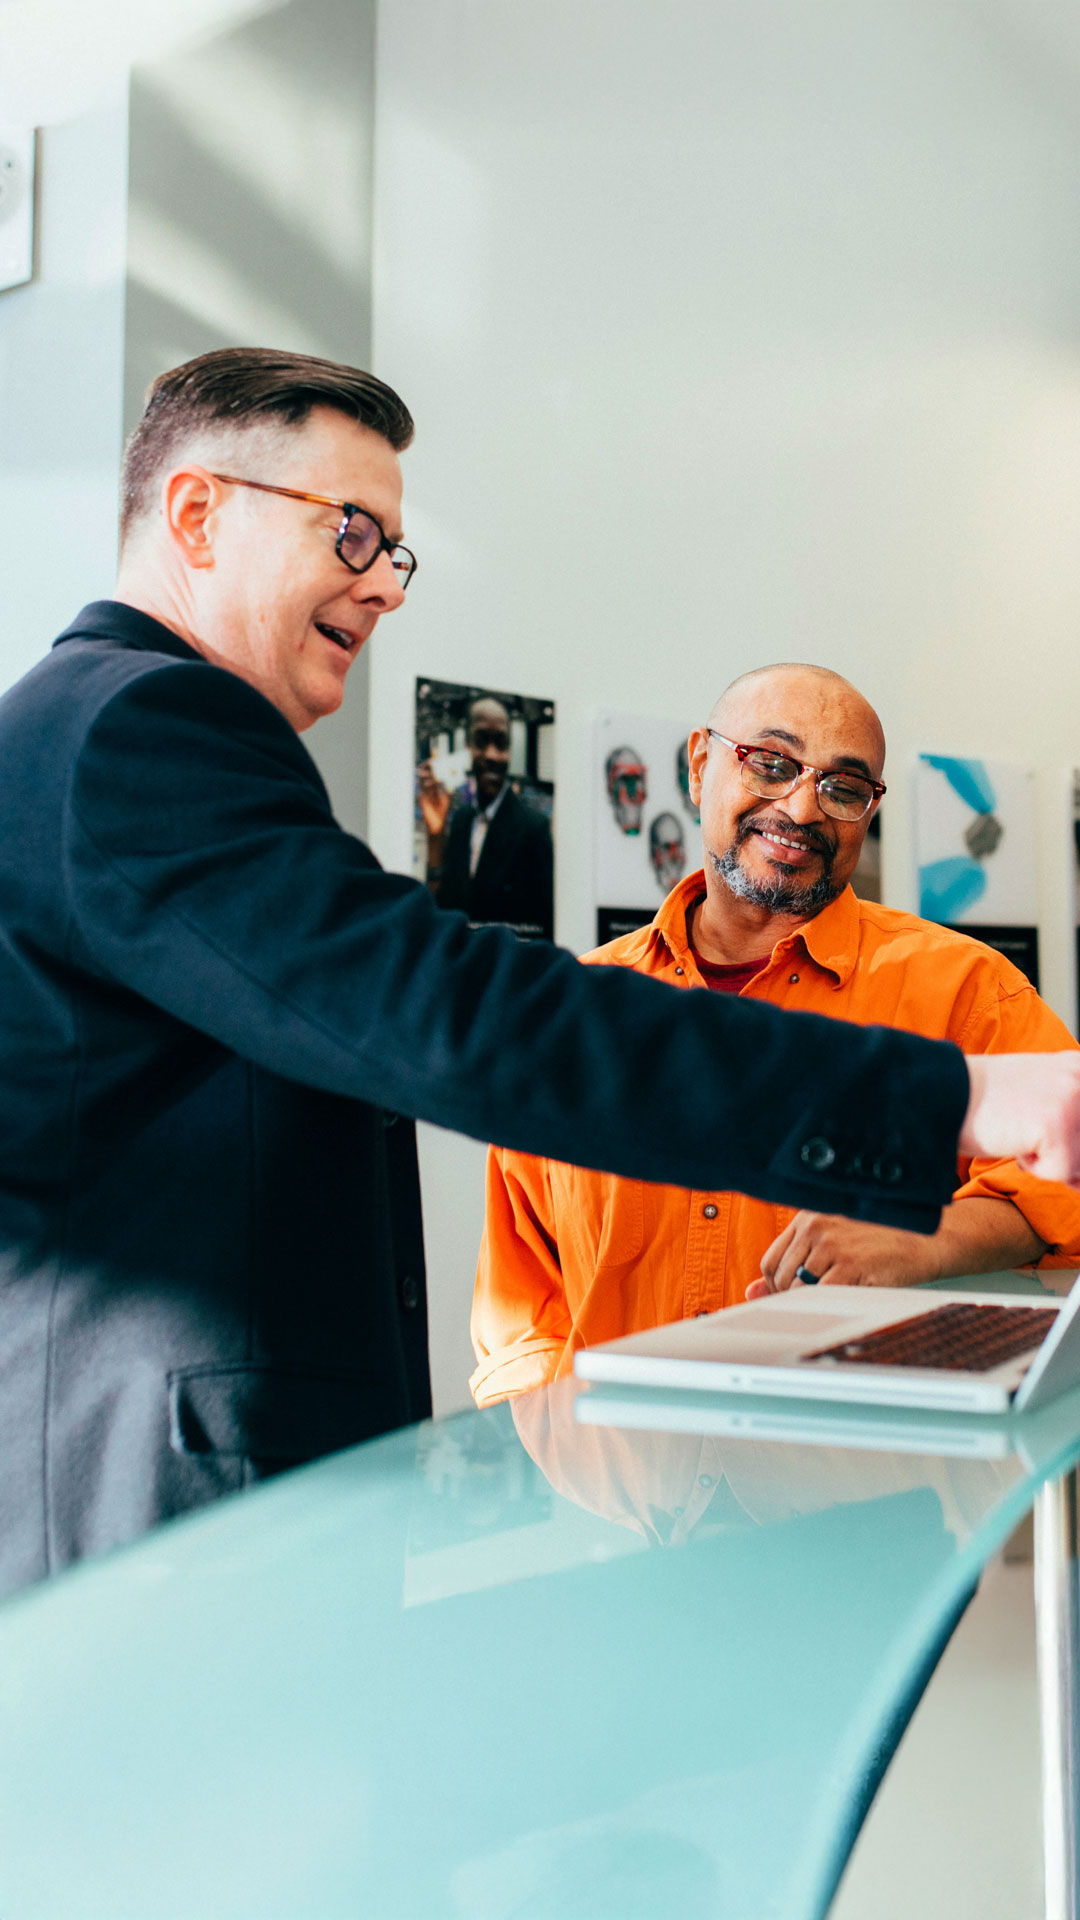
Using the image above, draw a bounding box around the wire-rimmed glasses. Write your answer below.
[707,730,885,821]
[210,474,417,588]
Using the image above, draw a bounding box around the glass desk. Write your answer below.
[1,1286,1079,1918]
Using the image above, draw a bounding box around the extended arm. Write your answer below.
[751,977,1080,1294]
[65,661,1079,1226]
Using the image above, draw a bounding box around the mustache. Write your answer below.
[736,814,834,859]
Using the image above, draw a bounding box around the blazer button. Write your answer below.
[800,1137,836,1172]
[702,1203,718,1219]
[399,1274,421,1311]
[873,1156,904,1185]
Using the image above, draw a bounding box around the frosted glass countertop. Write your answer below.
[1,1279,1079,1920]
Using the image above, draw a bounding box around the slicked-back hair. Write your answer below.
[119,346,414,545]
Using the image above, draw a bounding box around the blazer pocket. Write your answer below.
[168,1363,395,1463]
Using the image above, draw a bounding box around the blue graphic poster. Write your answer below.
[914,755,1039,988]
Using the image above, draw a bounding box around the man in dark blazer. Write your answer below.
[0,345,1076,1596]
[430,697,554,939]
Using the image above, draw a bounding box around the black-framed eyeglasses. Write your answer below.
[210,474,417,589]
[707,730,885,822]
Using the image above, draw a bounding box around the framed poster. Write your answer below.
[913,754,1039,988]
[594,711,701,947]
[414,678,555,942]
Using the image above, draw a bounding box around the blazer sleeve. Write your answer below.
[62,660,970,1228]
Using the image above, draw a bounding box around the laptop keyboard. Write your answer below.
[804,1300,1060,1374]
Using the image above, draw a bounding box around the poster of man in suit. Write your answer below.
[415,678,555,941]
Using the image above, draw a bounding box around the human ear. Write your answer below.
[161,467,221,572]
[686,727,710,804]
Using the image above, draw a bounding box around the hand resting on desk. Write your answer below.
[746,1195,1048,1297]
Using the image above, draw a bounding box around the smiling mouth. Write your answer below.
[315,622,358,652]
[753,827,820,855]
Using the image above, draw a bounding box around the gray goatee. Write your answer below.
[709,826,840,914]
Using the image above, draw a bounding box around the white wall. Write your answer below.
[372,0,1080,1411]
[0,0,378,837]
[0,94,129,684]
[125,0,378,836]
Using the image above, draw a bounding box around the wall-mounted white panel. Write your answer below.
[0,95,128,689]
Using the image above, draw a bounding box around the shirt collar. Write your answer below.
[52,600,203,664]
[479,781,510,824]
[789,884,861,984]
[649,868,861,984]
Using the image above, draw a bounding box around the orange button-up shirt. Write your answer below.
[470,871,1080,1406]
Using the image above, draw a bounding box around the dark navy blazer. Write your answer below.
[0,603,968,1591]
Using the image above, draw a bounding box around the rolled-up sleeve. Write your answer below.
[470,1148,570,1404]
[952,981,1080,1264]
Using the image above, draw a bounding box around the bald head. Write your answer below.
[709,664,885,780]
[686,661,886,933]
[469,696,510,734]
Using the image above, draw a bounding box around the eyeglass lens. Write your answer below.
[338,510,416,585]
[741,748,874,820]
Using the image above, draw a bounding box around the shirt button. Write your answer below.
[800,1137,836,1172]
[399,1274,421,1311]
[789,973,799,984]
[703,1203,718,1219]
[694,1309,709,1318]
[698,1473,714,1488]
[674,966,684,976]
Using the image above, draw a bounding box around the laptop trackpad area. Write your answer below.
[698,1310,859,1364]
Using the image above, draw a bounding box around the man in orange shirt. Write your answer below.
[471,663,1080,1405]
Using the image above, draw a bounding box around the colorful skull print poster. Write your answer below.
[913,754,1039,987]
[595,711,699,946]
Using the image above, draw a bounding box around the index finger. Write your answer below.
[760,1212,804,1285]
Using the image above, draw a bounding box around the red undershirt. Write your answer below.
[691,951,770,994]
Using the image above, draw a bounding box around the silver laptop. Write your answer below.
[573,1273,1080,1415]
[573,1382,1021,1458]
